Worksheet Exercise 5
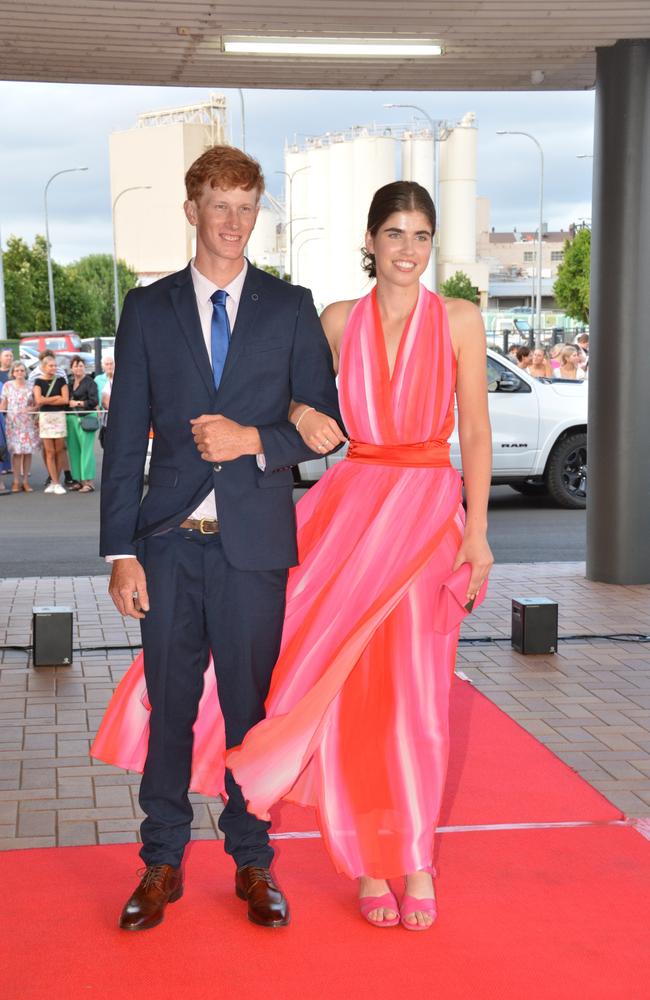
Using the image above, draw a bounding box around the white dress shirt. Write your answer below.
[188,257,248,520]
[106,258,252,561]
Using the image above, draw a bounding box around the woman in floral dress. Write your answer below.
[0,361,40,492]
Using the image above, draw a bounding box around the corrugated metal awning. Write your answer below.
[1,2,650,91]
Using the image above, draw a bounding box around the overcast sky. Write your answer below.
[0,81,594,264]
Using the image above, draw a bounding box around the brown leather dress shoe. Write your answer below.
[235,866,290,927]
[119,864,183,931]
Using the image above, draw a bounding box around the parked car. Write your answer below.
[298,349,588,509]
[18,344,41,374]
[56,351,97,376]
[18,339,95,376]
[19,331,83,354]
[80,337,116,357]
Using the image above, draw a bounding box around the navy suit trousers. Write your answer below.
[137,527,287,869]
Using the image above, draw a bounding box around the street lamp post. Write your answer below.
[0,226,6,340]
[384,102,438,291]
[295,236,325,287]
[497,131,545,343]
[237,89,246,151]
[112,186,151,331]
[295,235,325,287]
[44,167,89,331]
[275,166,311,282]
[293,230,325,285]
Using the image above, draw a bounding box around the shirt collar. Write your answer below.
[190,258,248,307]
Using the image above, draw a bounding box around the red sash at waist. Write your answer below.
[346,439,451,468]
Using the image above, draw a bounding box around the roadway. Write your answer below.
[0,452,586,578]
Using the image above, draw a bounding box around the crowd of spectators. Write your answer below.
[507,334,589,381]
[0,330,589,497]
[0,348,113,497]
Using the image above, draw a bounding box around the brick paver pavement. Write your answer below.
[1,563,649,849]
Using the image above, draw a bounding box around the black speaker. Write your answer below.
[32,606,73,666]
[511,598,558,655]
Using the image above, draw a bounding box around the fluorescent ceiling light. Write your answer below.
[223,37,444,57]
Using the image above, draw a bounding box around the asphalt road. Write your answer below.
[0,450,586,578]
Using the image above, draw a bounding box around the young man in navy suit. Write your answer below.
[101,146,343,930]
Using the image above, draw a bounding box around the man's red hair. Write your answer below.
[185,145,265,201]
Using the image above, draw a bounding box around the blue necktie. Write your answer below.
[210,289,231,389]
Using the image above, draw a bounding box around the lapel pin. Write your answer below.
[251,293,259,301]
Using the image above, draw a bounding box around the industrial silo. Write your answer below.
[438,112,478,275]
[401,129,436,290]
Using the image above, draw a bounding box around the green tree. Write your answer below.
[553,228,590,324]
[3,236,39,335]
[3,262,35,336]
[440,270,480,304]
[3,234,71,334]
[70,254,138,336]
[254,262,291,283]
[55,268,101,338]
[3,238,138,338]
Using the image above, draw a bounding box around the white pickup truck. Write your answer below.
[298,349,588,509]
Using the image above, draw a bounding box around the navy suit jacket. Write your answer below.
[100,262,341,570]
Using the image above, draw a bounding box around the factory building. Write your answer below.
[282,113,489,309]
[109,95,227,282]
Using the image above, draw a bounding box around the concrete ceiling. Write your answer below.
[1,2,649,91]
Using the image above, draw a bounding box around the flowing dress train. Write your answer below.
[92,285,466,880]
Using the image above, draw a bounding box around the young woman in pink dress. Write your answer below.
[92,181,493,930]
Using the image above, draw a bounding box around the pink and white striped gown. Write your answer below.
[227,285,465,878]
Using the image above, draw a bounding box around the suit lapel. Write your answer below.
[217,263,262,390]
[169,265,216,400]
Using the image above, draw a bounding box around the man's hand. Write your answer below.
[191,414,262,462]
[109,558,150,620]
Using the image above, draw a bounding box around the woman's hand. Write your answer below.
[293,407,346,454]
[452,532,494,603]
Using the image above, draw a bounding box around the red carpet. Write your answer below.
[3,679,647,999]
[3,830,649,1000]
[270,677,622,834]
[439,677,622,824]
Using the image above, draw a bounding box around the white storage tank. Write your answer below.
[438,112,478,268]
[294,141,330,302]
[284,130,398,306]
[401,130,436,290]
[323,135,356,303]
[247,204,279,269]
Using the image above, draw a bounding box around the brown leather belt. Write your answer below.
[179,518,220,534]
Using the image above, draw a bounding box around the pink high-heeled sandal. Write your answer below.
[400,867,437,931]
[359,891,400,928]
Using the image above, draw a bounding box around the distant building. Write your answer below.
[109,95,228,282]
[477,202,578,310]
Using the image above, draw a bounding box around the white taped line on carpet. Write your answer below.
[271,831,322,840]
[632,817,650,842]
[270,819,633,840]
[436,820,630,833]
